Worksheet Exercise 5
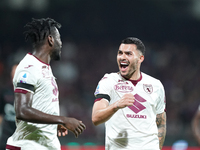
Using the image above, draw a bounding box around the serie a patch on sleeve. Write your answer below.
[94,85,100,95]
[19,72,29,83]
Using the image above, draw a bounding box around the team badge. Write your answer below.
[143,84,153,94]
[42,67,50,78]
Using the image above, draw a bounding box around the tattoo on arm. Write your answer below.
[156,112,166,150]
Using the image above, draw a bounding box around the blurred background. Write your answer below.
[0,0,200,149]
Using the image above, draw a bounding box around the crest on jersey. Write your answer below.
[42,67,50,78]
[143,84,153,94]
[19,72,28,83]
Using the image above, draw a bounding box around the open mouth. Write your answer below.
[120,62,129,71]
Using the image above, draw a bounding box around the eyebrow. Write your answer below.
[118,50,132,53]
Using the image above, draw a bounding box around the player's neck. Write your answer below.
[32,48,51,64]
[129,70,141,81]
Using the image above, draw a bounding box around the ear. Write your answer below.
[139,55,144,63]
[48,35,54,47]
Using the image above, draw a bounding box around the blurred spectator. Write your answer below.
[0,64,18,150]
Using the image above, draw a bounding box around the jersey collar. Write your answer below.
[120,72,142,86]
[28,53,50,66]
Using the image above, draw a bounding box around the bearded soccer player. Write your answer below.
[6,18,86,150]
[92,37,166,150]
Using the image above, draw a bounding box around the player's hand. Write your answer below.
[57,124,68,136]
[63,117,86,138]
[117,93,135,109]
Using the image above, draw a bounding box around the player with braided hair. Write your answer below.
[6,18,86,150]
[24,18,61,49]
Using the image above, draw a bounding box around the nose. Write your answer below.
[120,52,127,60]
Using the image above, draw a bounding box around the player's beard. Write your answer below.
[120,59,138,79]
[51,40,61,61]
[51,49,61,61]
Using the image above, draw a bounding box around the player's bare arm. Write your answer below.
[192,109,200,145]
[15,92,86,138]
[156,112,166,150]
[92,93,135,126]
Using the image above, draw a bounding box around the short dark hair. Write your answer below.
[121,37,145,55]
[24,18,61,48]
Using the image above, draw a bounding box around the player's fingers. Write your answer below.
[80,122,86,130]
[74,130,79,138]
[79,126,85,133]
[58,131,61,137]
[62,131,66,136]
[65,130,68,135]
[75,127,82,134]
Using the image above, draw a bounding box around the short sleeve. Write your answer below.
[94,74,112,101]
[13,67,38,94]
[156,81,166,114]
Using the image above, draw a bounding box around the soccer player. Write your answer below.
[92,37,166,150]
[192,105,200,146]
[6,18,86,150]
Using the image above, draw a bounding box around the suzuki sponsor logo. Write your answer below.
[126,114,147,119]
[114,82,133,93]
[127,94,147,119]
[128,94,146,114]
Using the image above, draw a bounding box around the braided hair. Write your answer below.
[24,18,61,48]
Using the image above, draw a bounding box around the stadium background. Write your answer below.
[0,0,200,149]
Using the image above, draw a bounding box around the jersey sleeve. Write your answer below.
[94,74,112,102]
[156,81,166,114]
[13,67,38,94]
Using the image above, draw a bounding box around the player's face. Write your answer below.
[51,28,62,61]
[117,44,144,79]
